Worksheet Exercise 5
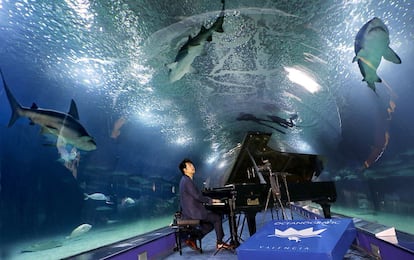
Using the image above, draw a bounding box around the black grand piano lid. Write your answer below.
[212,131,324,187]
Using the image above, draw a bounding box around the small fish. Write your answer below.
[121,197,135,207]
[353,17,401,92]
[84,192,110,202]
[67,223,92,239]
[0,69,96,151]
[106,219,120,225]
[166,0,225,82]
[111,116,126,139]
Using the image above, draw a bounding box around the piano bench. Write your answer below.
[171,213,203,255]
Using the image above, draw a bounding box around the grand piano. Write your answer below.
[203,131,336,245]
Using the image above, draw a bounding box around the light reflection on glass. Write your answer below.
[129,63,153,85]
[64,0,94,28]
[217,160,227,169]
[291,139,313,154]
[72,61,104,88]
[205,154,218,165]
[171,135,193,146]
[284,66,321,94]
[135,108,159,127]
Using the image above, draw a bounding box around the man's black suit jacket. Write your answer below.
[179,175,212,220]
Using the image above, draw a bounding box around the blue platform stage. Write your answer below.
[237,218,356,260]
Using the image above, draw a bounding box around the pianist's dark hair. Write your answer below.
[178,158,193,175]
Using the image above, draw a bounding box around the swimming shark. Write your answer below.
[166,0,225,83]
[352,17,401,92]
[0,69,97,151]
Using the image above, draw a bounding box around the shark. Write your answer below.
[166,0,225,83]
[0,69,97,151]
[352,17,401,92]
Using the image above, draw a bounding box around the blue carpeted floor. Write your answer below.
[163,208,374,259]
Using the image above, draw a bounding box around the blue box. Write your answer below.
[237,218,356,260]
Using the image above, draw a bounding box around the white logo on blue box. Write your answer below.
[237,218,356,260]
[268,227,327,242]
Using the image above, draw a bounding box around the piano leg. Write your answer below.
[228,197,240,247]
[228,214,239,247]
[320,202,332,218]
[246,212,257,236]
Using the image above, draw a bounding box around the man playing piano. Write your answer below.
[178,158,233,251]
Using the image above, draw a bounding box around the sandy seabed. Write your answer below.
[332,206,414,234]
[5,216,172,260]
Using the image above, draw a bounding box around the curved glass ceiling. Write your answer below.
[0,0,414,257]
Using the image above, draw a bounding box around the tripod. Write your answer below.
[263,171,288,221]
[261,165,294,226]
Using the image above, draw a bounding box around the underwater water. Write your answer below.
[0,0,413,258]
[4,216,171,260]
